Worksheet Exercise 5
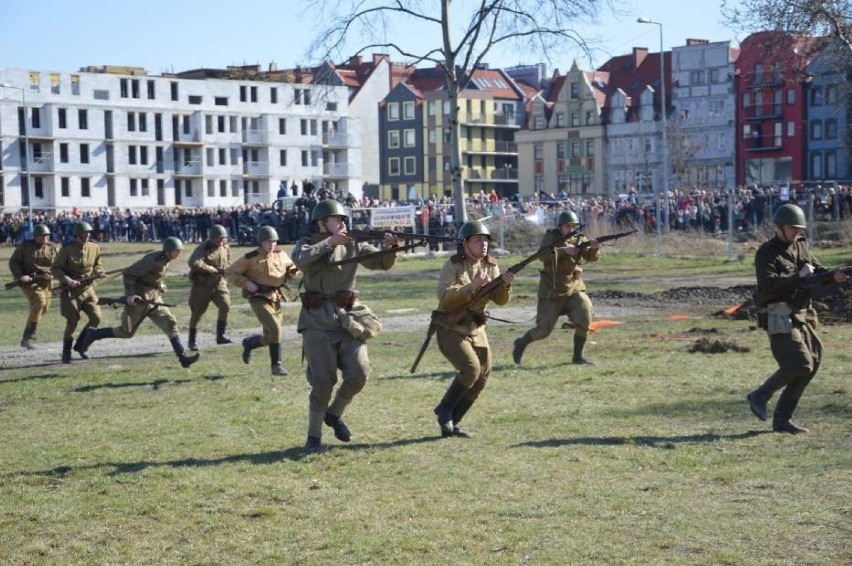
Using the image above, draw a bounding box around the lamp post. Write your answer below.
[637,17,668,252]
[0,82,33,237]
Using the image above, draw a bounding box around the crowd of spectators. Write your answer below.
[1,184,849,246]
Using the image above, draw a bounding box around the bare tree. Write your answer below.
[721,0,852,53]
[304,0,617,224]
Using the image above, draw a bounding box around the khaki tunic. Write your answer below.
[113,251,179,339]
[523,229,600,341]
[51,240,104,338]
[292,235,396,413]
[187,239,231,327]
[9,239,57,323]
[434,254,511,388]
[226,247,295,345]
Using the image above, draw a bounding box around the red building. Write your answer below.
[735,31,814,186]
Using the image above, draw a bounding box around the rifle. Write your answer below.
[410,311,439,374]
[326,229,456,267]
[97,296,177,308]
[52,267,124,295]
[753,265,852,308]
[5,271,52,290]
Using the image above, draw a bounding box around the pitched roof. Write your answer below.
[596,47,672,110]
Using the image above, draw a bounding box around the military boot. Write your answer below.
[324,413,352,442]
[572,334,595,365]
[73,327,92,359]
[303,436,326,454]
[61,338,73,364]
[241,335,263,364]
[269,343,288,376]
[75,327,114,358]
[433,378,468,438]
[746,390,768,421]
[20,323,36,350]
[216,320,233,345]
[512,338,526,365]
[170,336,199,368]
[188,328,199,352]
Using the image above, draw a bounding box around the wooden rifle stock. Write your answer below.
[98,296,176,308]
[753,265,852,308]
[5,271,52,290]
[52,267,124,295]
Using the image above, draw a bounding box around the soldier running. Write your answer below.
[187,224,233,351]
[8,224,58,349]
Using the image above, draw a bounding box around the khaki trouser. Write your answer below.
[302,329,369,414]
[519,293,593,348]
[59,287,102,339]
[436,328,492,389]
[249,297,283,345]
[21,286,52,324]
[188,283,230,328]
[113,302,179,339]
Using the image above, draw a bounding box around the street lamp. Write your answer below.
[0,82,33,237]
[637,17,668,252]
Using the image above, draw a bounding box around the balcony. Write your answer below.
[242,129,267,145]
[321,130,351,148]
[243,161,269,177]
[463,140,518,154]
[29,152,54,174]
[173,133,203,147]
[744,135,782,152]
[744,72,783,88]
[460,113,521,128]
[744,104,782,120]
[323,163,349,178]
[174,160,202,176]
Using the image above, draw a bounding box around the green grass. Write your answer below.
[0,238,850,564]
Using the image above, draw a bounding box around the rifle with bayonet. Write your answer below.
[51,267,124,295]
[97,296,177,308]
[325,229,456,267]
[753,265,852,308]
[5,271,53,290]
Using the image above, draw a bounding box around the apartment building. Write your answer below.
[670,39,739,190]
[0,65,355,213]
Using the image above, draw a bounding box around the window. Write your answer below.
[586,140,595,156]
[810,152,822,177]
[585,111,595,125]
[428,130,436,145]
[387,102,400,121]
[220,180,228,197]
[404,156,416,175]
[555,113,565,127]
[303,89,311,105]
[129,145,137,165]
[294,88,302,104]
[825,119,837,139]
[300,119,308,135]
[59,143,68,163]
[571,141,580,158]
[205,148,214,166]
[215,96,228,106]
[71,75,80,95]
[388,157,400,175]
[825,85,837,105]
[443,100,450,115]
[570,82,579,98]
[742,93,751,108]
[533,115,544,129]
[240,86,247,102]
[205,115,213,135]
[61,177,70,197]
[30,107,40,129]
[170,81,178,101]
[301,150,309,166]
[428,101,436,116]
[270,87,277,104]
[250,86,257,103]
[709,68,720,83]
[34,177,43,199]
[127,112,136,132]
[139,112,147,132]
[78,109,88,129]
[786,121,795,137]
[141,179,149,197]
[279,149,287,166]
[534,143,543,159]
[388,130,400,148]
[140,146,148,165]
[80,143,89,164]
[811,121,822,140]
[826,151,836,177]
[81,177,90,197]
[120,78,128,98]
[570,112,579,127]
[326,101,337,111]
[219,148,226,165]
[786,88,795,104]
[131,79,140,99]
[58,108,67,129]
[403,129,416,147]
[811,86,823,106]
[279,118,287,135]
[403,101,415,120]
[218,115,226,133]
[189,95,202,105]
[130,178,138,196]
[147,80,155,99]
[690,70,705,84]
[207,180,215,197]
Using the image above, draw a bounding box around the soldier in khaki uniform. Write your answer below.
[8,224,57,349]
[187,224,233,351]
[747,204,847,433]
[513,210,601,366]
[432,220,514,438]
[225,225,298,376]
[74,237,199,368]
[51,221,106,363]
[292,199,399,453]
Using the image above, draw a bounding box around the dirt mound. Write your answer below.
[688,337,750,354]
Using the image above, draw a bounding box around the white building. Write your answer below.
[0,65,359,214]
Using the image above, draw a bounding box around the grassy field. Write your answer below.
[0,236,850,564]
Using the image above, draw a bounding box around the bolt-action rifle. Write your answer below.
[97,296,177,308]
[753,265,852,308]
[5,271,52,290]
[51,267,124,295]
[315,229,455,267]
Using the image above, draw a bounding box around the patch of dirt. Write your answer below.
[688,337,750,354]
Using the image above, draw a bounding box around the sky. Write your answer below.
[0,0,744,76]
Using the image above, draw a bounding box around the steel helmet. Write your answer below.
[773,203,806,228]
[256,225,279,243]
[209,224,228,239]
[73,222,94,236]
[557,210,580,226]
[163,237,184,253]
[310,199,349,223]
[457,220,491,242]
[34,224,51,236]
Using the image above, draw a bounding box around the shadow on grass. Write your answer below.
[71,373,225,392]
[514,430,771,449]
[0,372,63,384]
[383,370,456,381]
[5,436,443,478]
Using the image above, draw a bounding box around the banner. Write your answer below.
[369,206,415,229]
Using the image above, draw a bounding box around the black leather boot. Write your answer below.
[61,338,73,364]
[433,378,468,438]
[20,323,35,350]
[73,326,92,359]
[170,336,200,368]
[75,327,114,358]
[188,328,199,352]
[572,335,595,365]
[241,335,263,364]
[512,338,526,365]
[324,413,352,442]
[269,343,288,376]
[216,320,233,345]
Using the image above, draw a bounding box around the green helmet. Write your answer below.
[773,203,806,228]
[557,210,580,226]
[163,237,184,253]
[73,221,93,236]
[310,199,349,223]
[34,224,51,237]
[256,225,279,243]
[458,220,491,242]
[209,224,228,239]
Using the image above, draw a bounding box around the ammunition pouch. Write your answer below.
[458,310,487,327]
[766,302,793,335]
[300,291,324,310]
[338,302,382,341]
[300,289,360,311]
[335,290,358,312]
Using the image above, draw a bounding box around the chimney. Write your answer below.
[633,47,648,68]
[268,61,277,72]
[372,53,388,65]
[349,55,363,66]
